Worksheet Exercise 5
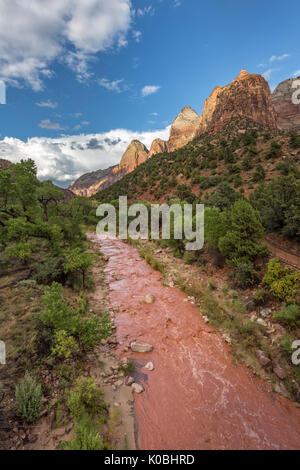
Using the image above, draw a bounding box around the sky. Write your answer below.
[0,0,299,187]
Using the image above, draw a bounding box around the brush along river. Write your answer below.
[88,234,300,450]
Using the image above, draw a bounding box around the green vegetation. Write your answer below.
[273,304,300,327]
[263,259,300,304]
[37,282,112,358]
[251,175,300,240]
[15,373,43,423]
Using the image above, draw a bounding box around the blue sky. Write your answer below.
[0,0,299,187]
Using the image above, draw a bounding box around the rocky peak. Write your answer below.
[234,69,251,81]
[198,71,277,134]
[119,140,149,172]
[149,138,168,157]
[272,77,300,132]
[168,106,199,151]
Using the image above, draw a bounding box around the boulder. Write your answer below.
[132,383,144,394]
[130,341,153,353]
[143,294,156,304]
[256,350,272,368]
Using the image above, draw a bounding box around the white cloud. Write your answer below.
[262,69,275,80]
[136,6,155,17]
[141,85,161,97]
[269,54,289,63]
[293,70,300,77]
[36,99,58,109]
[98,78,126,93]
[151,112,158,116]
[132,30,142,43]
[173,0,182,7]
[0,126,171,186]
[39,119,64,130]
[0,0,132,89]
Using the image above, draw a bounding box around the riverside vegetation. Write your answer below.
[0,159,124,449]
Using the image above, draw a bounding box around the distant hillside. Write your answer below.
[70,68,288,197]
[95,116,300,208]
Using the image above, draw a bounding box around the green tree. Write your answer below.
[218,199,268,263]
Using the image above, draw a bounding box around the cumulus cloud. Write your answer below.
[141,85,161,97]
[0,126,170,187]
[0,0,132,89]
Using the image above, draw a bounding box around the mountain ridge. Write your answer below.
[68,70,299,197]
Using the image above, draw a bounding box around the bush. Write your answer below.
[252,165,266,183]
[15,373,43,422]
[51,330,79,359]
[62,416,105,450]
[279,333,294,355]
[231,261,258,289]
[67,377,107,421]
[263,259,300,303]
[273,304,300,327]
[40,282,79,332]
[33,256,65,285]
[253,288,269,306]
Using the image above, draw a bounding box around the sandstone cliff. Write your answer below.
[69,165,117,197]
[167,106,200,152]
[198,69,277,134]
[69,140,149,197]
[117,140,149,173]
[272,76,300,133]
[149,138,168,157]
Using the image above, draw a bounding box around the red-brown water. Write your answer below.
[89,234,300,450]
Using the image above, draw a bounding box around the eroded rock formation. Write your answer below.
[198,69,277,134]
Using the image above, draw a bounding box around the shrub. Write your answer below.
[40,282,79,332]
[67,377,107,421]
[252,165,266,183]
[33,256,65,285]
[15,373,43,422]
[51,330,79,359]
[279,333,294,355]
[263,259,300,303]
[253,288,269,306]
[62,416,105,450]
[63,247,94,289]
[273,304,300,327]
[231,261,258,289]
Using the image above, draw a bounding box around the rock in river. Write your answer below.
[130,341,153,353]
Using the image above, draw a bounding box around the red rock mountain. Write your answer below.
[167,106,200,151]
[69,140,149,197]
[69,69,298,197]
[272,76,300,133]
[197,69,277,134]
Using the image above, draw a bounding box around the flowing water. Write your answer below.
[89,234,300,450]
